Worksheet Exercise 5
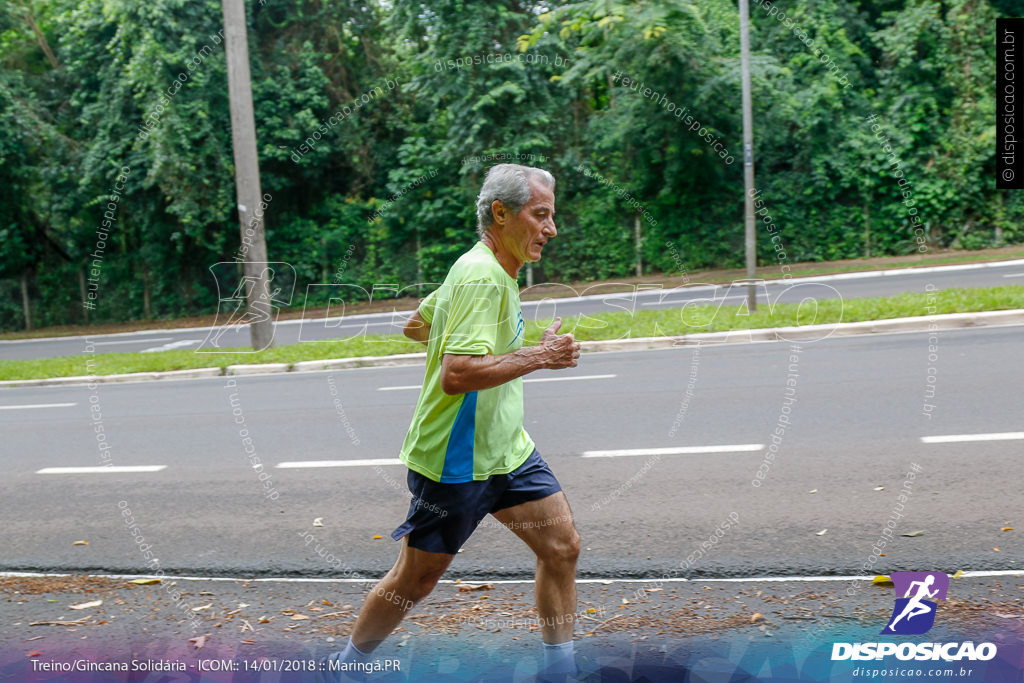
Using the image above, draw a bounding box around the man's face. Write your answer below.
[494,179,557,264]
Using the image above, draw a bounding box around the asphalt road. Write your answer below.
[2,260,1022,361]
[1,324,1020,579]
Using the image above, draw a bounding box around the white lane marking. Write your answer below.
[276,458,403,469]
[527,373,616,383]
[36,466,167,474]
[0,403,77,410]
[642,295,751,307]
[921,432,1024,443]
[91,337,174,346]
[583,444,764,458]
[140,339,202,353]
[1002,273,1024,278]
[378,374,616,391]
[4,569,1018,585]
[330,322,398,330]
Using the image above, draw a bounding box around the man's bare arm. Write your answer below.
[404,310,431,346]
[440,317,580,395]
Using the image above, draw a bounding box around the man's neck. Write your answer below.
[481,233,522,280]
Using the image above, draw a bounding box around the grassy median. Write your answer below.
[1,285,1021,382]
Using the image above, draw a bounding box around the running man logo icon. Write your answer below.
[880,571,949,635]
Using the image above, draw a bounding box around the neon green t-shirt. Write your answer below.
[399,242,535,483]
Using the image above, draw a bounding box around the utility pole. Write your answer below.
[222,0,274,350]
[634,213,643,277]
[739,0,757,312]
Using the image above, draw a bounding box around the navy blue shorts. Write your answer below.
[391,449,563,555]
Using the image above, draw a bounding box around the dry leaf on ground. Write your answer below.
[458,583,494,592]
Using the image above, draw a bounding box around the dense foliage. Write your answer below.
[1,0,1018,331]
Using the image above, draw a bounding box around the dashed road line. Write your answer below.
[0,403,77,411]
[921,432,1024,444]
[36,466,167,474]
[582,444,764,458]
[276,458,403,469]
[140,339,203,353]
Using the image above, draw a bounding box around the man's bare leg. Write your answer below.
[348,538,454,652]
[493,491,580,673]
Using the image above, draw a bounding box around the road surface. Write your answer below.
[2,325,1019,579]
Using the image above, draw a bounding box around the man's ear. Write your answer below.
[491,199,506,226]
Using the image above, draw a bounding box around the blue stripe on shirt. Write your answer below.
[440,391,477,482]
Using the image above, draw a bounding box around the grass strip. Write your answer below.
[2,285,1021,382]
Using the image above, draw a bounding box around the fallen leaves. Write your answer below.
[1001,526,1013,532]
[815,529,828,536]
[750,612,764,623]
[129,578,161,585]
[372,535,383,540]
[290,614,310,621]
[192,604,213,612]
[313,518,324,527]
[69,600,102,610]
[873,575,893,585]
[72,541,88,546]
[30,616,91,627]
[458,583,494,592]
[901,530,925,537]
[188,634,208,649]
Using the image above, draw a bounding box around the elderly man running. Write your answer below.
[332,164,583,680]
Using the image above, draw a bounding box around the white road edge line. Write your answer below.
[92,337,174,346]
[921,432,1024,443]
[583,444,764,458]
[1,569,1019,585]
[642,295,751,307]
[379,374,616,391]
[0,403,77,410]
[276,458,403,469]
[36,466,167,474]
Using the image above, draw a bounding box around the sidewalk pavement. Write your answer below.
[2,572,1021,681]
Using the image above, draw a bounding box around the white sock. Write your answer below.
[339,636,371,664]
[542,640,575,675]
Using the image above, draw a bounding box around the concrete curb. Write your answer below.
[3,309,1022,389]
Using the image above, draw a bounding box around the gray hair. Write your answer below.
[475,163,555,237]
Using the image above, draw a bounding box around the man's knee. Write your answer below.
[385,569,441,606]
[542,529,581,566]
[406,572,442,603]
